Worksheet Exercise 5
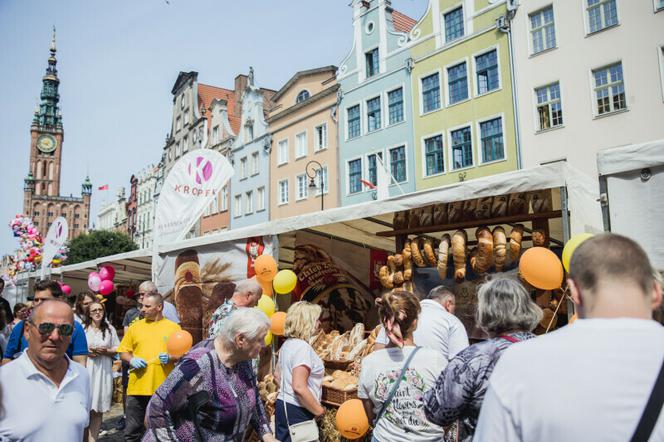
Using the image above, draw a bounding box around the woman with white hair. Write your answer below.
[423,276,542,442]
[143,307,277,442]
[275,301,325,442]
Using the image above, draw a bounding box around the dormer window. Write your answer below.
[296,90,310,104]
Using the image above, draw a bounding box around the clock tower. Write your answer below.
[23,28,92,240]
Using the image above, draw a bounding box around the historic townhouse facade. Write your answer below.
[511,0,664,176]
[409,0,518,190]
[268,66,339,219]
[135,164,160,248]
[337,0,418,206]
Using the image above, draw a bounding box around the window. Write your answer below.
[348,159,363,194]
[180,93,185,109]
[33,210,40,216]
[234,195,242,217]
[480,117,505,163]
[278,139,289,165]
[658,0,664,11]
[221,186,228,211]
[366,48,379,78]
[246,124,254,142]
[535,82,563,130]
[424,135,444,176]
[240,157,248,179]
[296,174,308,200]
[175,141,181,156]
[314,166,329,195]
[447,62,468,104]
[183,136,188,152]
[245,191,253,214]
[213,125,219,144]
[314,124,327,151]
[183,111,189,127]
[530,6,556,54]
[444,7,464,43]
[422,73,441,113]
[176,116,181,132]
[389,146,407,183]
[278,180,289,204]
[593,63,626,115]
[296,90,310,103]
[256,187,265,211]
[366,97,382,132]
[296,132,307,158]
[476,50,499,94]
[251,152,260,175]
[587,0,618,33]
[388,88,404,125]
[347,105,361,139]
[451,126,473,169]
[367,152,383,186]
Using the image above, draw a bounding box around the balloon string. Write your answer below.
[545,287,567,333]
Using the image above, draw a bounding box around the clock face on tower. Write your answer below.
[36,134,57,153]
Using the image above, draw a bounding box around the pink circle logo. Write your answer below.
[188,156,213,185]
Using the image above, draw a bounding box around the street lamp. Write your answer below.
[305,160,324,211]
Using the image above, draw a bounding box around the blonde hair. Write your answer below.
[284,301,322,340]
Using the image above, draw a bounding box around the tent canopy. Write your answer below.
[597,138,664,176]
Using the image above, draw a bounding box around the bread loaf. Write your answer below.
[448,201,464,223]
[411,238,426,267]
[402,243,412,281]
[378,265,393,289]
[493,226,507,272]
[462,199,478,220]
[530,189,553,213]
[469,247,478,272]
[422,237,437,266]
[532,229,548,247]
[393,271,404,286]
[473,227,494,274]
[419,206,434,226]
[491,194,509,217]
[507,193,530,216]
[509,224,525,262]
[433,203,448,225]
[349,323,365,347]
[408,208,422,229]
[437,234,451,281]
[393,211,409,229]
[452,230,468,282]
[475,197,493,219]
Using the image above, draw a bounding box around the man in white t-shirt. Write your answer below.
[475,233,664,442]
[0,299,91,441]
[375,287,469,360]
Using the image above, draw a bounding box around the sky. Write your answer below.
[0,0,428,257]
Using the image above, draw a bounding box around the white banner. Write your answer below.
[152,149,234,278]
[41,216,68,278]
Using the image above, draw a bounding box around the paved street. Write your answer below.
[99,403,124,442]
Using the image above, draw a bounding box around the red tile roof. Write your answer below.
[392,10,417,33]
[198,83,241,135]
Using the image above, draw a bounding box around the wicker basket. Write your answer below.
[322,385,358,407]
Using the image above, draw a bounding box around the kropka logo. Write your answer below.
[55,222,63,239]
[188,156,213,185]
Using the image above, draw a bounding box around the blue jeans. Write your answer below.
[275,399,316,442]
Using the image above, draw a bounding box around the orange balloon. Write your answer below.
[254,254,278,282]
[270,311,287,336]
[519,247,564,290]
[336,399,369,439]
[166,330,193,357]
[257,277,273,297]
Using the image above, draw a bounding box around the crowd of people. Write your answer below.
[0,233,662,442]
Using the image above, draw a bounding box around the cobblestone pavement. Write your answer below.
[99,402,124,442]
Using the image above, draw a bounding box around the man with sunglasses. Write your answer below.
[2,279,88,366]
[0,298,91,441]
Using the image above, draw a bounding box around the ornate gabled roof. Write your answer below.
[392,10,417,33]
[270,65,337,103]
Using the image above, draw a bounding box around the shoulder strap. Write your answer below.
[17,321,26,352]
[630,357,664,442]
[374,347,420,425]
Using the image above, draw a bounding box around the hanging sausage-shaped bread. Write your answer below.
[472,227,494,274]
[402,242,413,281]
[411,238,426,267]
[378,265,393,289]
[509,224,525,262]
[493,226,507,272]
[422,237,437,267]
[437,234,451,281]
[452,230,467,282]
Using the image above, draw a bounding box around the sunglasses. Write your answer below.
[29,320,74,337]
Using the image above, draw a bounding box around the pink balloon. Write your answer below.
[61,284,72,295]
[99,280,114,296]
[88,272,102,292]
[99,265,115,281]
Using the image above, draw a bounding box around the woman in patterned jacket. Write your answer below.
[143,307,277,442]
[423,277,543,442]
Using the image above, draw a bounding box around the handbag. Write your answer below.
[373,346,421,425]
[280,365,320,442]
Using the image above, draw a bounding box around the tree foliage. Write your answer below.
[66,230,138,264]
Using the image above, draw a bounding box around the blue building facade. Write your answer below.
[337,0,417,206]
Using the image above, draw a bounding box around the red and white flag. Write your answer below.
[98,184,109,190]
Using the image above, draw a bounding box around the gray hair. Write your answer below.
[233,278,262,297]
[139,281,158,294]
[217,307,270,347]
[476,277,543,336]
[428,285,455,303]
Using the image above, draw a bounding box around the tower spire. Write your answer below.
[35,26,62,130]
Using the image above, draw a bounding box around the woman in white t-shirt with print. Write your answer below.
[359,290,447,442]
[275,301,325,442]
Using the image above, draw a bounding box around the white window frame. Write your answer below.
[656,0,664,12]
[441,4,465,45]
[419,68,443,115]
[528,5,557,55]
[346,156,364,195]
[590,61,627,117]
[251,151,260,175]
[447,122,475,171]
[444,57,471,107]
[386,84,406,126]
[387,142,409,185]
[365,95,382,133]
[658,46,664,102]
[212,125,220,144]
[240,156,248,179]
[314,166,329,196]
[220,185,228,211]
[296,174,308,201]
[476,113,507,165]
[314,123,328,151]
[277,138,289,165]
[245,190,253,214]
[364,45,380,79]
[420,131,446,178]
[176,116,182,132]
[345,101,363,141]
[278,179,289,205]
[180,93,185,109]
[182,136,189,152]
[584,0,620,35]
[472,45,502,98]
[295,131,308,159]
[183,110,189,128]
[365,150,385,190]
[533,82,564,132]
[234,194,242,218]
[256,186,265,211]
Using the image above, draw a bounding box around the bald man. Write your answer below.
[0,299,91,441]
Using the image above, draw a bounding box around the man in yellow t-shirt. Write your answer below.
[118,293,181,441]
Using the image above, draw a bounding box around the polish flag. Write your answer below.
[98,184,109,191]
[360,179,376,189]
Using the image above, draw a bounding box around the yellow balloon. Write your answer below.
[256,295,275,317]
[562,233,594,272]
[264,330,273,346]
[273,269,297,295]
